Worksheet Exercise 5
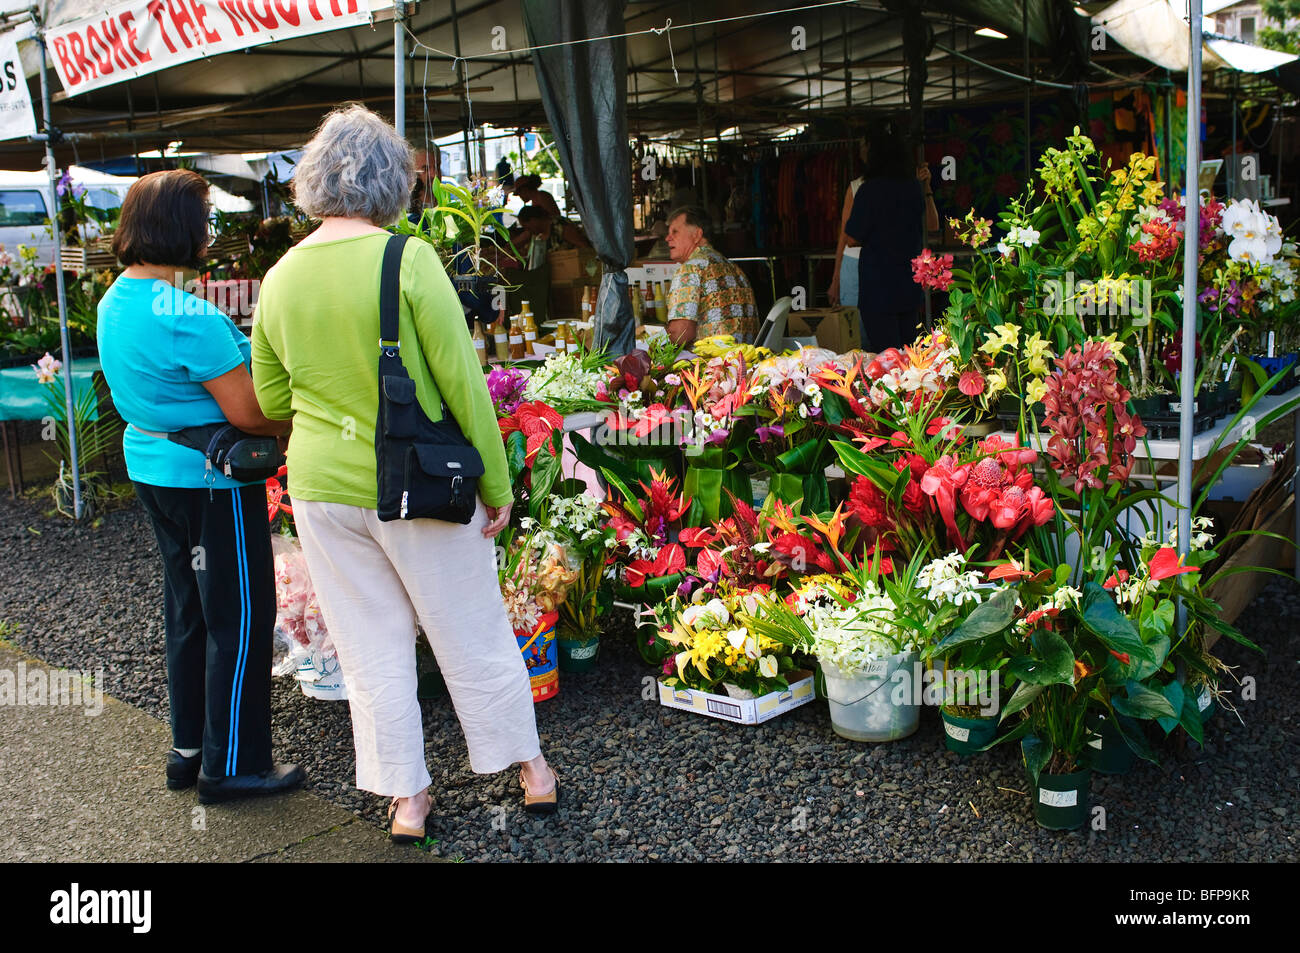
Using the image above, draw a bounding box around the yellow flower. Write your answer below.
[1026,377,1049,405]
[987,370,1008,395]
[1097,334,1129,365]
[979,323,1019,356]
[690,628,726,676]
[1025,332,1053,376]
[1140,180,1164,205]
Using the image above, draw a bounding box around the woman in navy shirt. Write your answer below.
[845,122,939,351]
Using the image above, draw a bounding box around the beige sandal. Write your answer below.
[388,793,432,844]
[520,767,559,814]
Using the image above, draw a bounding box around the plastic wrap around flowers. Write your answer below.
[273,537,332,656]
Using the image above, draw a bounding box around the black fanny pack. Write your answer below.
[375,234,484,524]
[171,424,283,483]
[132,422,284,483]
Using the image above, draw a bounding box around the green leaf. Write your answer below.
[1111,679,1176,720]
[1006,629,1075,685]
[1110,711,1159,764]
[1021,735,1053,789]
[528,443,560,517]
[1000,680,1044,721]
[932,588,1018,655]
[1178,686,1205,745]
[1080,581,1154,666]
[1139,599,1175,642]
[505,430,527,483]
[1155,680,1184,735]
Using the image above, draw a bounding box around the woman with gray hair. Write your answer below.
[251,104,558,843]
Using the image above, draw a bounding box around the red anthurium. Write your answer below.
[677,526,717,547]
[696,548,727,579]
[652,543,686,577]
[988,560,1031,581]
[958,370,985,397]
[1109,649,1131,665]
[624,560,655,588]
[1148,547,1199,581]
[499,401,564,464]
[1103,569,1130,589]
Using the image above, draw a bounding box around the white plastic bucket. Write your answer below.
[822,650,919,742]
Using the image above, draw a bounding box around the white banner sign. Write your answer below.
[0,35,37,140]
[47,0,374,97]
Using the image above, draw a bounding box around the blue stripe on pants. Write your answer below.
[226,490,252,775]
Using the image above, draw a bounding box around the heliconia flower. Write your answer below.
[1148,547,1199,581]
[958,370,985,397]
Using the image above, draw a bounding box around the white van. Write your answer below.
[0,166,135,267]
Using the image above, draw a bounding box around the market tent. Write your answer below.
[1086,0,1299,73]
[0,0,1203,170]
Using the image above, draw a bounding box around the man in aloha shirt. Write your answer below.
[664,206,759,347]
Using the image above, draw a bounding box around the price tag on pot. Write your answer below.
[1038,787,1078,808]
[944,722,970,742]
[1198,687,1212,712]
[1088,735,1103,750]
[865,658,890,679]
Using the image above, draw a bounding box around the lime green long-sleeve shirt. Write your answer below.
[251,232,513,509]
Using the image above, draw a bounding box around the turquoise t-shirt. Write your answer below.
[97,275,255,490]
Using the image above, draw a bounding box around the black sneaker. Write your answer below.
[197,763,306,805]
[166,750,202,790]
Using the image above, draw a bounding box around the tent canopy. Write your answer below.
[0,0,1291,170]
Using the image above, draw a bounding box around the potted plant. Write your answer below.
[496,526,576,703]
[934,566,1178,829]
[529,490,616,673]
[32,353,120,518]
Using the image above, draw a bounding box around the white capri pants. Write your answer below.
[292,498,541,798]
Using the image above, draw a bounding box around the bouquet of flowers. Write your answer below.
[655,584,800,696]
[742,347,844,510]
[526,490,616,643]
[496,526,579,633]
[521,348,609,414]
[601,468,691,589]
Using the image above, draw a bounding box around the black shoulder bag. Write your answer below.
[375,233,484,524]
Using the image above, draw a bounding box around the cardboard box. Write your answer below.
[657,670,815,724]
[548,248,598,282]
[786,307,862,354]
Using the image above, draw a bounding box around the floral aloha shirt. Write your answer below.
[666,240,759,341]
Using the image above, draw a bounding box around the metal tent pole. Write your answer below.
[1177,0,1203,628]
[36,20,81,520]
[394,1,406,136]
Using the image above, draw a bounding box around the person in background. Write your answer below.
[96,170,303,804]
[828,137,869,310]
[663,205,758,348]
[515,204,590,252]
[511,173,562,221]
[844,120,939,351]
[251,105,558,844]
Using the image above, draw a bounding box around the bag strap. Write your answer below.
[379,232,409,350]
[376,231,454,422]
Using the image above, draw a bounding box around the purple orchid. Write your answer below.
[486,366,528,415]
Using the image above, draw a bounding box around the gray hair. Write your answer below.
[292,105,415,225]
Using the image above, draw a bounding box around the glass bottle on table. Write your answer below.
[508,315,526,360]
[522,309,538,355]
[642,281,655,322]
[492,320,510,362]
[472,321,488,368]
[653,281,667,323]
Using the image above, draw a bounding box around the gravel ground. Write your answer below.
[2,492,1297,862]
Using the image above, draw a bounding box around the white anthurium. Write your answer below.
[744,636,759,660]
[758,655,778,678]
[680,604,704,628]
[725,628,747,650]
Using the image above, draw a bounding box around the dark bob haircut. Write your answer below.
[516,204,551,224]
[111,169,210,269]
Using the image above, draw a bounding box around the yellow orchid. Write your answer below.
[1026,377,1049,405]
[1025,332,1054,376]
[979,323,1019,357]
[987,369,1008,395]
[1097,334,1129,365]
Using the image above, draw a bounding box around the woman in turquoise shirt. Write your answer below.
[97,170,302,804]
